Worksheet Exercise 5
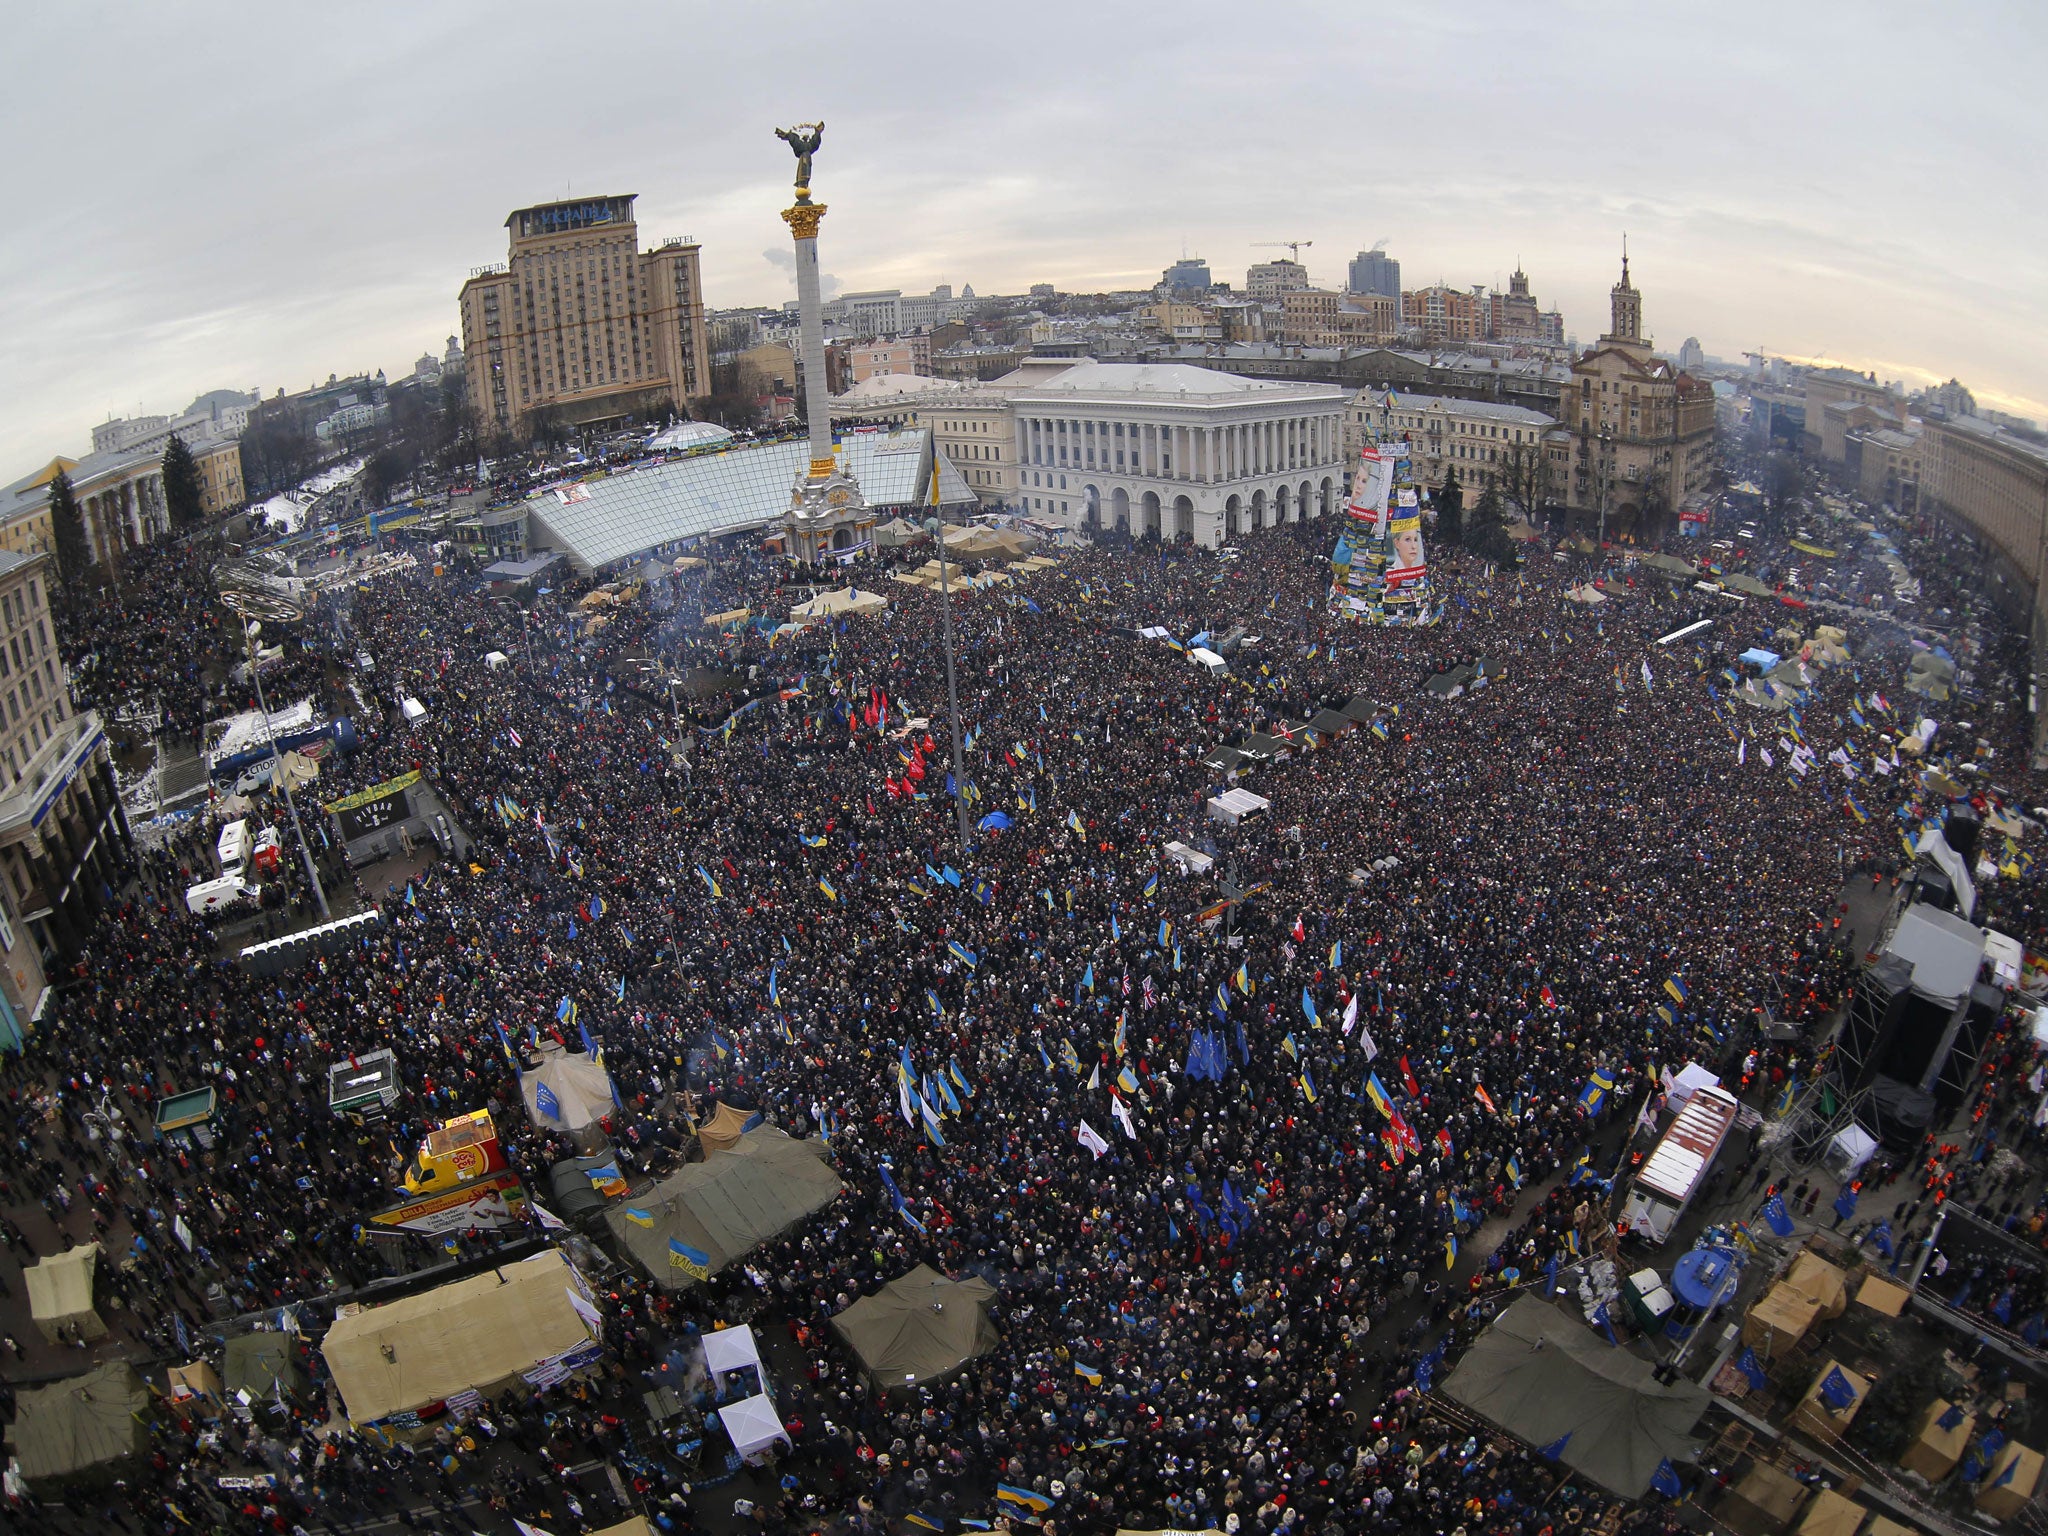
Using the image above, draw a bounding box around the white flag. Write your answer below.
[898,1071,917,1127]
[1761,748,1774,768]
[1357,1026,1380,1063]
[1087,1062,1101,1091]
[1641,660,1654,689]
[1342,994,1358,1036]
[1077,1120,1110,1158]
[532,1203,569,1233]
[1110,1096,1137,1140]
[1737,740,1746,765]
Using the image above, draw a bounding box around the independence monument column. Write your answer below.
[776,121,868,564]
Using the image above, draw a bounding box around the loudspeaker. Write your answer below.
[1864,1075,1938,1155]
[1945,806,1982,864]
[1882,990,1956,1086]
[1932,984,2006,1109]
[1915,865,1956,913]
[1840,956,1913,1090]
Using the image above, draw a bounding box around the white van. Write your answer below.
[186,877,260,917]
[401,697,428,727]
[1189,646,1228,678]
[217,819,250,879]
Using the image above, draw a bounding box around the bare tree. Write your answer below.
[1499,443,1551,522]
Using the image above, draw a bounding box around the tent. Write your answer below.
[718,1391,791,1460]
[1742,1281,1821,1355]
[1442,1294,1709,1499]
[223,1332,309,1410]
[521,1045,619,1151]
[1823,1124,1877,1178]
[700,1323,764,1393]
[790,587,888,620]
[695,1101,761,1156]
[1719,1460,1807,1536]
[593,1521,657,1536]
[1783,1253,1849,1320]
[6,1364,150,1485]
[834,1264,999,1390]
[1563,582,1608,605]
[1667,1063,1721,1105]
[272,749,319,788]
[1788,1359,1868,1443]
[1722,572,1774,597]
[27,1243,106,1342]
[1898,1397,1972,1480]
[1206,789,1270,826]
[321,1250,600,1427]
[1737,647,1780,670]
[1977,1442,2043,1519]
[1794,1489,1864,1536]
[606,1127,844,1290]
[872,518,928,549]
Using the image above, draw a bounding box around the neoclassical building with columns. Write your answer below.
[1004,362,1348,546]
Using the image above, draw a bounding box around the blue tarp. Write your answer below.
[1738,648,1780,669]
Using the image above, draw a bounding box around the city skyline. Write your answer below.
[1,1,2041,472]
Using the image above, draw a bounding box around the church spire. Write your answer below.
[1605,236,1643,346]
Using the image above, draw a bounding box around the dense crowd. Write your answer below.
[1,476,2044,1535]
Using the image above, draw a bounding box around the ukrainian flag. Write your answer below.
[1235,962,1252,996]
[1300,1069,1316,1105]
[1158,918,1172,947]
[1073,1360,1103,1386]
[1506,1156,1523,1187]
[1664,976,1689,1006]
[1144,873,1159,899]
[625,1208,655,1229]
[1364,1072,1396,1121]
[1280,1032,1298,1060]
[996,1485,1055,1514]
[905,1516,945,1533]
[667,1239,712,1280]
[801,833,827,848]
[1117,1064,1138,1095]
[948,941,978,968]
[818,877,838,901]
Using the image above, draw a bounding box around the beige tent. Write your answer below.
[593,1520,657,1536]
[7,1363,150,1484]
[1788,1359,1869,1444]
[1899,1398,1972,1480]
[703,607,751,629]
[1783,1252,1848,1319]
[790,587,888,620]
[695,1101,758,1156]
[871,518,928,549]
[272,749,319,788]
[606,1127,843,1290]
[1977,1442,2043,1519]
[833,1264,1000,1390]
[521,1044,618,1151]
[1719,1461,1806,1536]
[1563,583,1608,605]
[1794,1489,1864,1535]
[1741,1281,1820,1355]
[215,793,256,819]
[322,1251,599,1426]
[27,1244,106,1343]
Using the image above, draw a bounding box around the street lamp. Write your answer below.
[243,620,330,919]
[922,516,973,857]
[1597,425,1614,550]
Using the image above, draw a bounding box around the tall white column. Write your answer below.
[786,214,832,467]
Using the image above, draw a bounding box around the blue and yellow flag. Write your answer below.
[1073,1360,1103,1386]
[625,1208,655,1229]
[996,1486,1055,1514]
[948,941,978,968]
[668,1239,712,1280]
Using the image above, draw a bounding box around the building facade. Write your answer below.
[1847,425,1923,512]
[0,430,245,570]
[1347,248,1400,299]
[1402,285,1484,346]
[1554,255,1716,532]
[1802,366,1905,461]
[459,195,709,442]
[1346,390,1556,491]
[1007,362,1347,546]
[847,335,933,384]
[926,396,1019,507]
[0,551,129,1032]
[1246,260,1310,299]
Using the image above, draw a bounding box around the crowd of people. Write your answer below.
[1,468,2044,1535]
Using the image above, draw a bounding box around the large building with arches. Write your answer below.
[1005,362,1348,547]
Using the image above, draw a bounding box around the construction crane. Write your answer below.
[1253,241,1313,263]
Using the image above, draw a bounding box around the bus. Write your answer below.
[1619,1085,1741,1244]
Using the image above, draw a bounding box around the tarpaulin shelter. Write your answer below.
[1977,1442,2043,1519]
[871,518,928,549]
[695,1101,760,1156]
[1795,1489,1864,1535]
[1667,1062,1721,1104]
[7,1363,150,1485]
[27,1243,106,1342]
[1788,1359,1868,1443]
[1898,1397,1972,1480]
[321,1250,600,1427]
[548,1153,618,1232]
[1743,1281,1821,1356]
[521,1044,618,1152]
[1719,1460,1806,1535]
[833,1264,999,1390]
[1783,1253,1849,1320]
[593,1520,657,1536]
[1564,582,1608,605]
[223,1332,309,1410]
[790,587,888,619]
[606,1127,843,1290]
[1442,1294,1709,1499]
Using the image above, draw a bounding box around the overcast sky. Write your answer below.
[2,1,2042,472]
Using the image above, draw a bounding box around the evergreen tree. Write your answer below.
[1465,481,1517,566]
[161,433,205,531]
[1434,467,1464,547]
[47,469,89,588]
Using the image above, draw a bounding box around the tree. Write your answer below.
[1464,481,1517,566]
[47,469,89,591]
[161,433,205,532]
[1500,442,1552,522]
[1434,468,1464,547]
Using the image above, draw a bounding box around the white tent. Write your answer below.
[719,1391,790,1460]
[520,1045,619,1151]
[700,1324,763,1392]
[1207,789,1270,826]
[1163,841,1214,874]
[1668,1063,1721,1105]
[1826,1125,1879,1178]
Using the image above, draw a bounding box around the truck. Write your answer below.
[366,1108,530,1236]
[1618,1085,1742,1245]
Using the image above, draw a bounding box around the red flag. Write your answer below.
[1540,984,1557,1008]
[1474,1083,1498,1115]
[1291,916,1306,942]
[1400,1056,1421,1099]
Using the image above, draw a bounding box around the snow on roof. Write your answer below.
[646,421,736,452]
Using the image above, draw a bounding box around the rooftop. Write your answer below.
[1007,360,1345,406]
[1360,389,1555,426]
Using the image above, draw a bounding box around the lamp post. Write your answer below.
[923,516,973,857]
[244,620,329,919]
[1597,425,1614,550]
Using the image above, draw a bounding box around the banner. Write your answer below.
[323,770,422,816]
